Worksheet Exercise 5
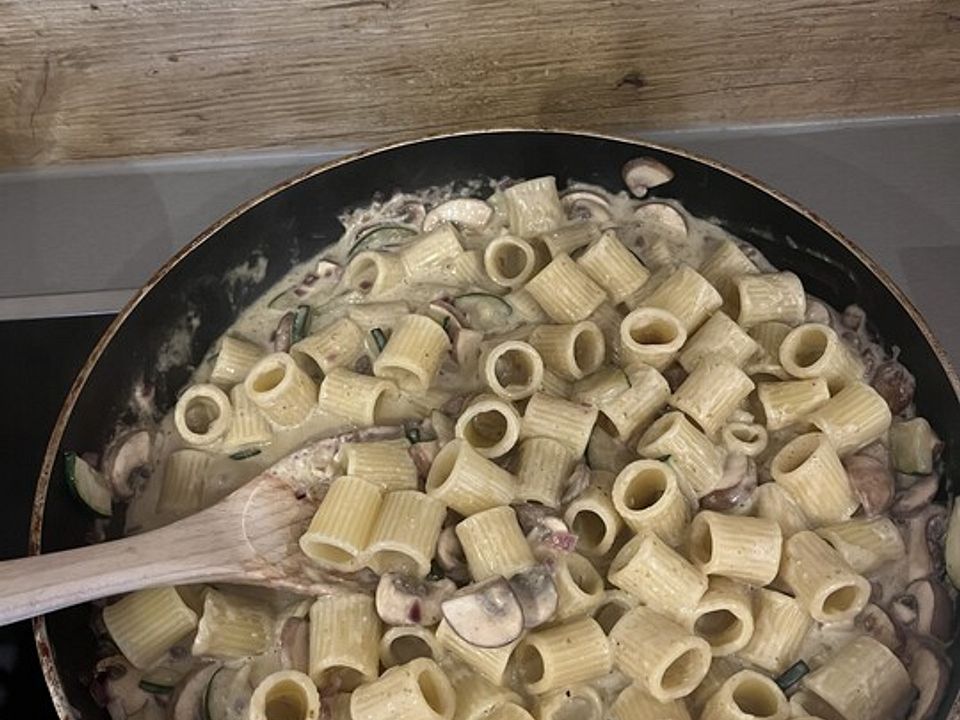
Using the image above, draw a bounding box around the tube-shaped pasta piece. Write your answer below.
[609,606,711,702]
[588,302,624,365]
[452,249,498,290]
[514,437,576,507]
[576,230,651,303]
[373,314,450,392]
[174,383,233,447]
[688,510,782,586]
[481,340,544,401]
[737,588,812,673]
[525,255,607,323]
[529,322,605,381]
[399,224,464,281]
[611,460,689,547]
[340,440,418,491]
[426,440,516,516]
[344,251,405,297]
[571,366,630,407]
[351,657,455,720]
[222,383,272,454]
[779,531,871,624]
[749,321,792,361]
[669,359,755,438]
[442,659,521,720]
[520,392,598,457]
[619,307,686,371]
[690,578,755,657]
[756,378,829,431]
[484,235,541,288]
[157,449,212,515]
[553,553,606,620]
[889,417,940,474]
[379,625,442,668]
[803,637,913,720]
[210,336,265,385]
[597,364,670,441]
[753,483,809,538]
[539,222,602,258]
[698,238,759,312]
[687,658,740,718]
[564,477,623,557]
[365,490,446,577]
[455,394,522,459]
[244,353,317,427]
[731,272,806,329]
[700,669,789,720]
[291,317,365,376]
[488,704,535,720]
[299,476,383,570]
[505,288,550,324]
[637,265,722,333]
[193,588,273,658]
[516,617,612,694]
[678,312,759,372]
[592,590,638,634]
[503,176,566,238]
[815,517,906,575]
[770,432,858,525]
[456,506,535,581]
[778,324,864,392]
[317,367,393,426]
[435,620,520,685]
[720,422,768,457]
[637,412,723,498]
[540,370,572,399]
[309,594,380,691]
[806,382,892,456]
[248,670,320,720]
[609,682,691,720]
[537,684,604,720]
[608,533,707,626]
[102,587,198,669]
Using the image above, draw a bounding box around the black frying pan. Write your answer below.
[27,130,960,719]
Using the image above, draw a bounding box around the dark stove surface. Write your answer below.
[0,314,114,718]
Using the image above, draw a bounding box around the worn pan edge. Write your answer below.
[26,128,960,720]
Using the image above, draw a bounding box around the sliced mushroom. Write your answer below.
[904,505,948,582]
[167,663,220,720]
[622,158,674,197]
[508,566,559,629]
[633,202,688,240]
[891,475,940,518]
[514,502,561,536]
[422,199,493,233]
[560,463,592,505]
[440,577,524,648]
[804,299,833,326]
[906,641,950,720]
[375,573,456,626]
[103,429,153,499]
[560,190,613,223]
[409,440,440,481]
[436,526,470,586]
[855,603,903,652]
[842,454,894,516]
[841,305,867,331]
[279,617,309,673]
[273,311,295,352]
[701,455,757,511]
[891,579,954,643]
[871,360,916,415]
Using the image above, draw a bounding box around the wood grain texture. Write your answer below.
[1,0,959,167]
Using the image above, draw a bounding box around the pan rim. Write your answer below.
[27,127,960,720]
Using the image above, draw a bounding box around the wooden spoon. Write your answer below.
[0,436,370,627]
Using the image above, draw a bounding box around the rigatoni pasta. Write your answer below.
[520,392,598,457]
[454,394,522,459]
[365,490,445,577]
[299,476,383,570]
[806,381,892,455]
[174,383,233,447]
[193,588,273,658]
[756,378,830,431]
[564,473,623,557]
[513,437,576,508]
[515,616,612,694]
[731,272,806,328]
[340,440,418,491]
[309,593,380,690]
[678,311,758,372]
[525,254,607,324]
[688,510,782,586]
[779,531,871,623]
[619,307,687,370]
[635,264,722,333]
[778,323,864,391]
[209,335,265,385]
[426,440,516,516]
[456,506,535,581]
[481,340,544,400]
[597,363,670,441]
[575,230,651,303]
[690,577,754,657]
[736,588,812,673]
[611,460,689,547]
[770,432,859,526]
[350,657,455,720]
[291,316,365,376]
[699,669,789,720]
[815,517,906,575]
[669,358,755,437]
[102,587,198,669]
[637,412,724,498]
[529,321,605,381]
[373,314,451,392]
[317,367,393,426]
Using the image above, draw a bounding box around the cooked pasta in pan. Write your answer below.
[75,163,957,720]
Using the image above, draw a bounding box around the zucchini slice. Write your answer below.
[452,293,513,332]
[348,224,417,259]
[64,451,112,517]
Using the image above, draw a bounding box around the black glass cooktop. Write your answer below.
[0,314,115,718]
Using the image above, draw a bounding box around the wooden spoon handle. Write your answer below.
[0,513,241,626]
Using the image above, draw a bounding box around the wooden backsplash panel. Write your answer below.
[1,0,959,167]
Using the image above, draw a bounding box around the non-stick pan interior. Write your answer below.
[34,130,959,719]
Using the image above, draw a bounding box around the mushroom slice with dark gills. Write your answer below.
[904,505,949,583]
[842,453,895,516]
[700,454,757,512]
[891,475,939,519]
[622,158,674,198]
[440,577,524,648]
[889,579,954,643]
[871,359,916,415]
[855,603,903,653]
[508,566,559,629]
[906,640,950,720]
[436,525,470,586]
[375,573,456,626]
